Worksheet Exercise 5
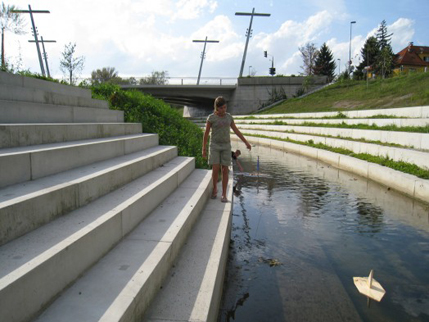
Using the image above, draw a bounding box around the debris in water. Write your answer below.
[259,257,282,267]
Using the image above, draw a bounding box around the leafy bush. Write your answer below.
[91,83,208,168]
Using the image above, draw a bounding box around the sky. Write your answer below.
[3,0,429,82]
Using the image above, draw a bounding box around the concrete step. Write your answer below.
[234,117,429,127]
[234,105,429,119]
[0,71,92,99]
[235,124,429,150]
[143,174,233,322]
[0,123,142,149]
[239,129,429,170]
[0,83,109,109]
[0,133,158,189]
[0,100,124,124]
[0,156,196,322]
[234,136,429,204]
[0,145,177,246]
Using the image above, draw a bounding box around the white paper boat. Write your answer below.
[353,270,386,302]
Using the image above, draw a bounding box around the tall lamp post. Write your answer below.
[348,21,356,75]
[337,58,341,76]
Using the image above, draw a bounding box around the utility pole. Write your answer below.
[11,5,50,76]
[29,37,56,78]
[235,8,270,78]
[192,36,219,85]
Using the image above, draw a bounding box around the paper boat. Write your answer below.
[353,270,386,302]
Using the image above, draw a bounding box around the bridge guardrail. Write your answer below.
[76,77,238,86]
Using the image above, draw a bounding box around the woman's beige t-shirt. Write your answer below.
[207,113,233,147]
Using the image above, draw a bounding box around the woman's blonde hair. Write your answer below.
[214,96,226,112]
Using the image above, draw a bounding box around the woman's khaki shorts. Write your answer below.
[209,144,231,166]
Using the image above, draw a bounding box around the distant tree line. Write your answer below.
[91,67,168,85]
[299,19,396,82]
[299,42,336,82]
[354,20,395,79]
[90,68,169,85]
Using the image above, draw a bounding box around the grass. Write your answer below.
[245,133,429,179]
[241,128,412,149]
[251,121,429,133]
[257,72,429,114]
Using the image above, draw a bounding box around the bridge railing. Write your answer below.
[77,76,238,86]
[160,77,237,86]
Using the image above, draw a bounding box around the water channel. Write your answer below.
[218,142,429,322]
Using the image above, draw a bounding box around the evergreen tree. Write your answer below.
[314,43,336,82]
[374,20,395,78]
[355,36,379,79]
[376,20,392,50]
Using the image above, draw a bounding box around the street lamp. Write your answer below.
[249,65,252,76]
[348,21,356,74]
[337,58,341,76]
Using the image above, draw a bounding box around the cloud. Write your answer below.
[172,0,218,20]
[4,2,420,80]
[191,15,241,62]
[248,10,335,75]
[389,18,415,50]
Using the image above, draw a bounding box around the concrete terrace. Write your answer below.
[191,106,429,205]
[0,70,232,322]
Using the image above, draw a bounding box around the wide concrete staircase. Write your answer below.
[0,71,232,322]
[191,106,429,204]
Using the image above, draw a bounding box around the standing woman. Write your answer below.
[202,96,251,202]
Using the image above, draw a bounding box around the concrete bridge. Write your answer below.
[121,76,328,116]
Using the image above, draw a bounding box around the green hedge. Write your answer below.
[91,83,207,169]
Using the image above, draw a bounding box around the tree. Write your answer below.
[375,20,392,50]
[355,36,379,80]
[378,45,394,78]
[139,70,169,85]
[60,42,85,85]
[91,67,119,84]
[299,42,319,76]
[0,2,26,69]
[374,20,395,78]
[314,43,336,82]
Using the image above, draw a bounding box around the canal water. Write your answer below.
[218,143,429,322]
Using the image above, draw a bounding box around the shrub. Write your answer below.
[91,83,208,168]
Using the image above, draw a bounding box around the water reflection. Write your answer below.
[218,142,429,322]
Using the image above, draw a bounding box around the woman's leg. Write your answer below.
[212,164,220,197]
[221,165,229,200]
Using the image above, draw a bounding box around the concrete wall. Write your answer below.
[229,76,327,115]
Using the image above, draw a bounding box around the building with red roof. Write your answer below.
[393,42,429,75]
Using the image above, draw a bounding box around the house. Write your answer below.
[393,42,429,75]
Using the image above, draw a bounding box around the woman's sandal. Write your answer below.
[221,196,228,203]
[211,190,217,199]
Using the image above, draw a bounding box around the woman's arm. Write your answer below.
[231,121,251,151]
[202,121,211,159]
[236,158,244,172]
